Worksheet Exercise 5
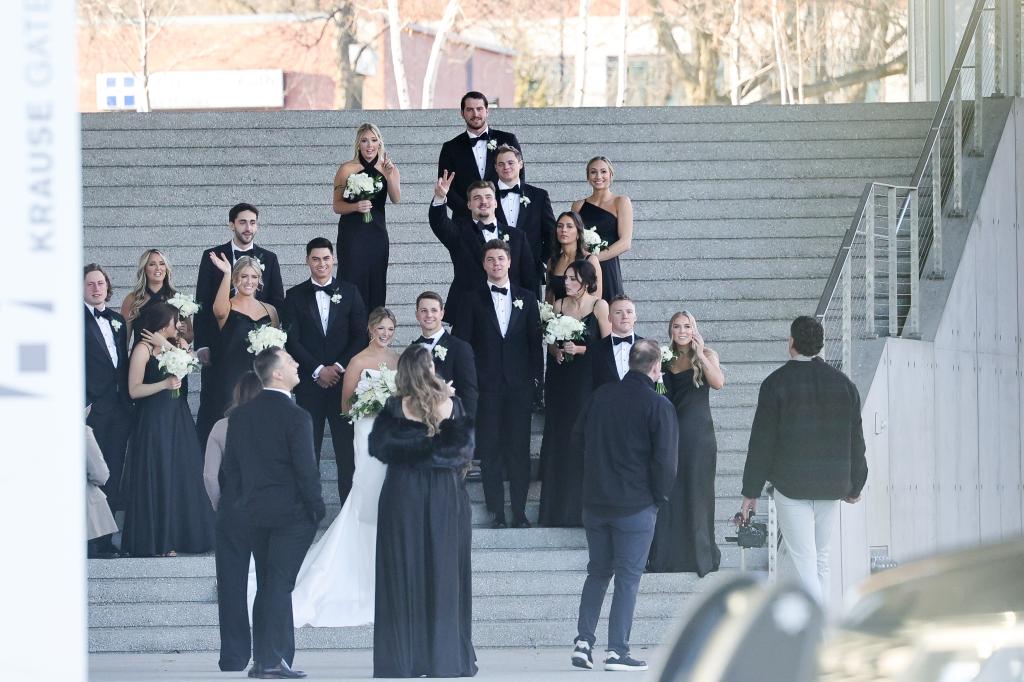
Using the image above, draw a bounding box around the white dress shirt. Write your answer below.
[479,221,500,243]
[231,242,253,263]
[467,127,489,179]
[497,179,521,227]
[86,303,119,368]
[488,279,512,337]
[611,332,635,379]
[310,278,344,381]
[419,328,445,350]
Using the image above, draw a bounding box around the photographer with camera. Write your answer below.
[739,316,867,604]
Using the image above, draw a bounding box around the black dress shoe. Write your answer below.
[511,518,532,529]
[247,664,261,678]
[256,660,307,679]
[491,519,507,529]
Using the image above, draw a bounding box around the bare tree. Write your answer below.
[386,0,412,108]
[615,0,628,106]
[421,0,461,108]
[573,0,589,106]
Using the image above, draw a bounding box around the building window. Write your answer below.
[96,73,140,111]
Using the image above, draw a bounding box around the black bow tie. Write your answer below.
[469,132,490,146]
[93,307,112,320]
[612,335,634,346]
[476,221,498,233]
[233,249,253,261]
[490,285,508,296]
[499,185,521,198]
[312,282,335,295]
[413,336,433,345]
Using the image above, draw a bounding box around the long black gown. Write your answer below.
[134,287,191,396]
[370,398,477,679]
[578,201,624,302]
[538,311,600,527]
[121,354,215,556]
[208,308,272,425]
[646,368,721,576]
[337,155,389,311]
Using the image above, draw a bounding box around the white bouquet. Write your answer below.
[247,325,288,355]
[583,227,609,255]
[657,346,676,395]
[166,293,200,319]
[543,313,587,362]
[348,364,398,423]
[538,301,556,324]
[157,346,199,398]
[343,171,384,223]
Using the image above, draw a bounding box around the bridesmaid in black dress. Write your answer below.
[371,345,477,678]
[333,123,402,311]
[647,310,726,576]
[121,303,214,557]
[120,248,193,348]
[208,253,281,421]
[545,211,603,304]
[571,156,634,302]
[539,260,610,527]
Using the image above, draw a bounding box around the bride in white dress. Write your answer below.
[247,308,399,627]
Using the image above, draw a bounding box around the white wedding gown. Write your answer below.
[246,371,388,627]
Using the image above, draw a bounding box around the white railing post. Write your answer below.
[973,25,985,155]
[931,136,945,278]
[907,189,921,338]
[888,187,898,336]
[953,86,965,216]
[995,0,1005,95]
[865,193,876,337]
[843,257,852,373]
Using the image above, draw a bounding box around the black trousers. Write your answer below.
[214,501,255,671]
[195,363,220,449]
[296,381,355,506]
[476,386,533,522]
[86,402,134,513]
[250,521,317,669]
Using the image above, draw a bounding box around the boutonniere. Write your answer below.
[513,298,524,310]
[502,233,510,242]
[487,139,498,151]
[330,293,342,304]
[252,257,266,272]
[110,319,123,332]
[433,345,448,361]
[520,196,531,206]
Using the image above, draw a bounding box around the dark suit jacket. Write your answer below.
[452,283,543,392]
[84,305,132,414]
[573,371,678,515]
[430,331,479,419]
[194,242,285,351]
[428,203,537,322]
[591,334,644,389]
[223,390,325,527]
[495,182,555,282]
[437,128,522,221]
[282,279,368,386]
[742,357,868,501]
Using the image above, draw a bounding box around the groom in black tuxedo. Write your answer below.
[194,203,285,447]
[223,348,325,680]
[429,174,537,324]
[283,237,368,505]
[437,90,523,222]
[592,295,642,389]
[493,145,555,298]
[453,241,543,528]
[412,291,478,419]
[83,264,134,555]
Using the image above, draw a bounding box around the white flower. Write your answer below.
[342,172,382,199]
[251,257,266,272]
[538,302,556,323]
[542,313,586,345]
[502,233,510,242]
[520,196,531,206]
[167,293,200,319]
[583,227,609,255]
[348,364,398,422]
[487,139,498,150]
[330,293,342,304]
[110,319,122,332]
[513,298,524,310]
[157,346,199,380]
[661,346,676,364]
[246,325,288,355]
[433,345,448,361]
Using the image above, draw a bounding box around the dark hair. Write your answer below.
[83,263,114,302]
[565,259,598,294]
[460,91,488,110]
[629,339,662,373]
[466,180,496,198]
[494,144,523,163]
[790,316,824,356]
[609,294,634,309]
[549,211,588,269]
[482,238,510,259]
[253,347,283,384]
[229,203,259,222]
[306,237,334,255]
[226,371,264,415]
[416,291,445,309]
[136,302,179,336]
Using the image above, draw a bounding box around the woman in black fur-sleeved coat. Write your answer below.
[369,344,478,678]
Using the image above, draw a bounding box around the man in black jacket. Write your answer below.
[492,145,555,298]
[437,90,522,222]
[591,295,641,389]
[570,339,678,672]
[740,316,867,604]
[412,290,478,419]
[283,237,367,504]
[223,348,325,680]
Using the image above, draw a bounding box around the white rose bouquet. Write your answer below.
[538,301,556,324]
[583,227,609,255]
[157,346,199,398]
[543,313,587,363]
[247,325,288,355]
[657,346,676,395]
[343,171,384,223]
[166,293,201,319]
[347,364,398,423]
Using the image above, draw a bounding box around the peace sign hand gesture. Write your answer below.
[435,170,455,202]
[381,151,397,179]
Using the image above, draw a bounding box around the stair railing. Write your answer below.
[815,0,1022,373]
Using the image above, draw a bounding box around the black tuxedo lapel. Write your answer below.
[325,284,341,335]
[431,332,450,374]
[305,284,326,339]
[507,289,524,335]
[85,307,115,367]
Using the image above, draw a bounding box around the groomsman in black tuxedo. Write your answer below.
[591,295,642,389]
[429,173,537,323]
[194,203,285,446]
[412,291,478,419]
[283,237,367,505]
[223,348,324,680]
[493,145,555,298]
[83,264,133,556]
[437,90,523,222]
[453,241,543,528]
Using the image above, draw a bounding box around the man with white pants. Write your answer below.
[739,316,868,604]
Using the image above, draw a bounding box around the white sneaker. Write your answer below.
[604,650,647,671]
[571,639,593,669]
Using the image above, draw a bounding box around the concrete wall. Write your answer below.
[851,98,1023,575]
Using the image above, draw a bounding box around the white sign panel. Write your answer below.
[149,69,285,110]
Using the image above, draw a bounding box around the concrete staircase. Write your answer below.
[82,103,934,652]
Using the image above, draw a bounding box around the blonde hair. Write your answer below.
[396,345,450,437]
[367,306,397,340]
[668,310,712,388]
[586,155,615,180]
[126,249,176,322]
[353,123,386,162]
[232,256,263,293]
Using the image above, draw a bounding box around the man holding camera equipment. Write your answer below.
[739,316,867,604]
